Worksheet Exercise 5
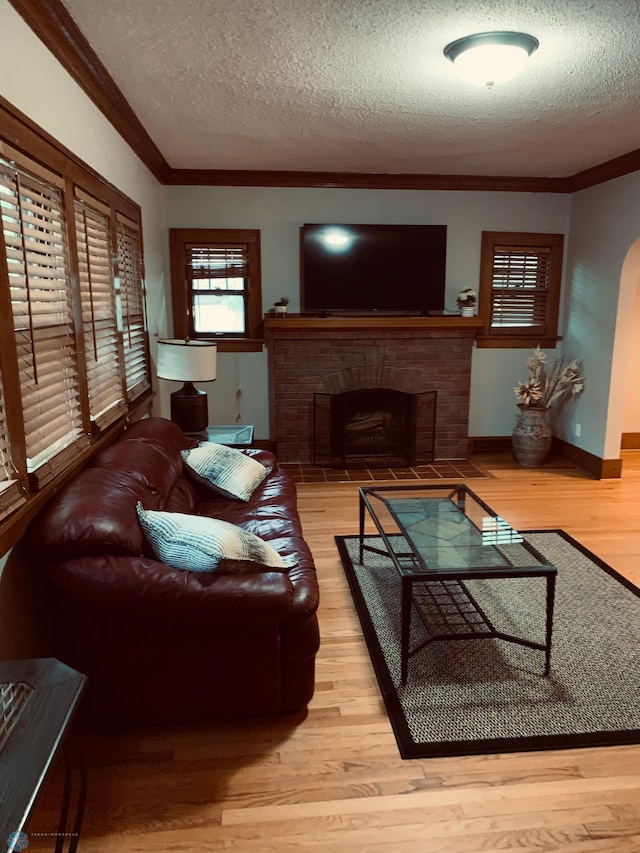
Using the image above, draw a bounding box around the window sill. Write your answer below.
[210,339,265,353]
[0,393,153,557]
[475,335,561,349]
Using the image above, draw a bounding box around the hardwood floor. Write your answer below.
[27,452,640,852]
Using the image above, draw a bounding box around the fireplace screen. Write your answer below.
[313,388,436,468]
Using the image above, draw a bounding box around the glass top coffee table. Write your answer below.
[358,483,557,684]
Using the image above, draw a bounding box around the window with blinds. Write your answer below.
[187,243,248,335]
[0,103,152,543]
[0,154,89,488]
[169,229,263,351]
[477,231,564,348]
[75,194,126,430]
[117,215,150,402]
[490,246,551,329]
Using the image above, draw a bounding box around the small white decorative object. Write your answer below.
[457,288,477,317]
[273,296,289,316]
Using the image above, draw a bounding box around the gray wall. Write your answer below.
[164,185,572,442]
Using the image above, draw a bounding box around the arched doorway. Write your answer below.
[608,238,640,458]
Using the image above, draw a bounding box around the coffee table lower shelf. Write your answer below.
[401,573,556,686]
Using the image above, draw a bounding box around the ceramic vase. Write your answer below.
[512,404,552,467]
[460,305,475,317]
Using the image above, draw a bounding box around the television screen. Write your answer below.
[300,223,447,315]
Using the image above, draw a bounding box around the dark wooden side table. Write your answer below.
[0,658,87,853]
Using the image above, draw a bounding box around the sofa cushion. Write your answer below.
[120,416,199,454]
[164,478,198,514]
[29,469,157,559]
[181,443,271,501]
[90,437,184,502]
[136,504,298,573]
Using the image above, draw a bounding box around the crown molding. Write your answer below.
[10,0,640,193]
[0,93,142,218]
[7,0,170,183]
[569,147,640,192]
[162,168,573,192]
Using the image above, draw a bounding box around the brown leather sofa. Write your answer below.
[28,418,320,730]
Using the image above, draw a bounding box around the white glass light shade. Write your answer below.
[444,32,539,87]
[156,339,217,382]
[454,44,529,86]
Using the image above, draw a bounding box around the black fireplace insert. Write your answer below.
[313,388,437,468]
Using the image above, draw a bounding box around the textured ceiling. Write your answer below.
[59,0,640,177]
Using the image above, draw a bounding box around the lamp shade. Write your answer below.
[156,339,217,382]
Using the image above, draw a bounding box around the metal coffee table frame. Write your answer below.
[358,483,557,685]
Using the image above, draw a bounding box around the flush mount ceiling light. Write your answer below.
[444,31,539,87]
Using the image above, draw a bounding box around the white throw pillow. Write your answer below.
[136,503,297,573]
[181,443,271,502]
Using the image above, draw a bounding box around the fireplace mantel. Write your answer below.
[264,314,483,335]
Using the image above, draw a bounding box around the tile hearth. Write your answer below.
[281,459,488,484]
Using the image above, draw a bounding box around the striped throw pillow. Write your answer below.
[181,443,271,502]
[136,503,297,573]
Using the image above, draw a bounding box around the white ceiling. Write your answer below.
[59,0,640,178]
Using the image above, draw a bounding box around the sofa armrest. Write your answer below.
[47,556,295,626]
[265,536,319,618]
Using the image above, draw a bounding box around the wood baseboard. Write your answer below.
[621,432,640,450]
[467,436,513,454]
[550,437,621,479]
[468,435,622,479]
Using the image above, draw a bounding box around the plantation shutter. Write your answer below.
[0,151,88,488]
[490,246,551,331]
[116,214,150,402]
[74,193,126,430]
[0,375,25,521]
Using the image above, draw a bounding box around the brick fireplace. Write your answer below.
[263,316,479,464]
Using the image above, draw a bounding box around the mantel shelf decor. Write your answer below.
[512,346,585,467]
[457,288,477,317]
[273,296,289,316]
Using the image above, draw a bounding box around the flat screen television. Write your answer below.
[300,223,447,315]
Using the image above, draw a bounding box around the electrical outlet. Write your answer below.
[575,423,582,437]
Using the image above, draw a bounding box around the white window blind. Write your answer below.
[116,215,150,401]
[0,374,25,521]
[490,246,551,330]
[0,154,88,488]
[74,196,126,430]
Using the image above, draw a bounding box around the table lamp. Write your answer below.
[156,339,217,433]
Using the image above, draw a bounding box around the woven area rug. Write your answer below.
[336,530,640,759]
